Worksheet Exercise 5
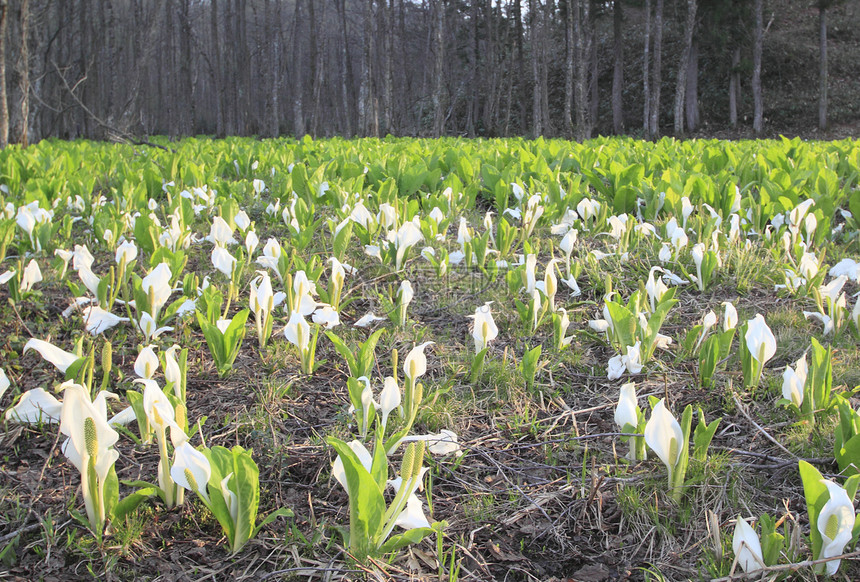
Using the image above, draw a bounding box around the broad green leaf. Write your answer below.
[328,437,386,560]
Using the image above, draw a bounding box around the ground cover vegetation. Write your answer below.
[1,135,860,580]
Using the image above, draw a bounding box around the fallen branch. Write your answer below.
[732,393,797,459]
[0,521,42,544]
[52,61,173,152]
[710,548,860,581]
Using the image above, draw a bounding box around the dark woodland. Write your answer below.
[0,0,858,146]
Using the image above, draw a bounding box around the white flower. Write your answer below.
[285,311,310,353]
[20,259,43,293]
[393,494,432,530]
[817,479,856,575]
[5,387,63,423]
[829,258,860,283]
[234,210,251,231]
[379,377,401,431]
[0,368,8,402]
[135,345,160,379]
[803,311,835,336]
[400,429,460,456]
[206,216,236,246]
[211,246,237,277]
[82,306,129,335]
[644,399,684,476]
[745,314,776,365]
[658,242,673,263]
[171,442,212,503]
[312,305,341,329]
[291,270,318,316]
[137,311,174,341]
[469,303,498,353]
[681,196,694,228]
[115,241,138,265]
[354,312,386,328]
[798,252,819,280]
[722,301,738,331]
[399,280,414,307]
[732,517,764,573]
[141,263,173,318]
[614,383,639,430]
[23,338,81,374]
[782,354,807,408]
[404,342,434,384]
[245,230,259,257]
[645,266,668,312]
[695,310,718,352]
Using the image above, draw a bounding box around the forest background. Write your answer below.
[0,0,858,147]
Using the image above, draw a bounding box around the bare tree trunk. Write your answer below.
[211,0,224,136]
[643,0,651,133]
[563,0,574,136]
[752,0,763,135]
[589,24,598,128]
[309,0,325,137]
[673,0,696,135]
[648,0,663,138]
[164,0,176,136]
[729,46,739,128]
[483,0,499,134]
[398,0,408,132]
[236,0,249,134]
[179,0,193,135]
[612,0,624,134]
[382,0,394,135]
[335,0,352,137]
[530,0,542,137]
[358,0,372,136]
[541,0,550,135]
[101,0,115,127]
[266,0,281,137]
[467,0,479,136]
[513,0,526,133]
[292,0,306,137]
[573,0,591,140]
[818,3,827,130]
[19,0,29,146]
[0,0,8,148]
[685,38,699,131]
[431,0,445,137]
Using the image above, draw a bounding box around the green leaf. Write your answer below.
[759,513,785,567]
[370,433,389,494]
[377,527,434,554]
[332,220,353,261]
[126,390,152,443]
[357,329,385,378]
[605,302,636,353]
[671,404,694,502]
[112,488,158,522]
[836,436,860,476]
[798,460,828,558]
[471,348,488,384]
[692,409,720,462]
[203,446,238,550]
[63,357,89,382]
[102,466,120,521]
[326,331,357,375]
[230,446,261,554]
[251,507,294,539]
[327,437,386,560]
[698,335,720,388]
